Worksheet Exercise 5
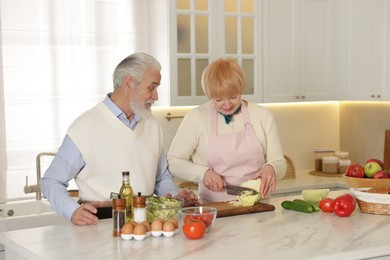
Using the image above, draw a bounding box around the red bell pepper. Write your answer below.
[333,194,356,217]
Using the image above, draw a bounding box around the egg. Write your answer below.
[166,217,178,229]
[133,223,147,235]
[162,221,175,232]
[121,223,134,235]
[151,220,163,231]
[142,221,151,232]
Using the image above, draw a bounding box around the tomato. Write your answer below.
[184,214,213,228]
[182,219,206,239]
[319,198,335,213]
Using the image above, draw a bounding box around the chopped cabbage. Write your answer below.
[146,196,182,222]
[229,179,262,207]
[301,189,330,203]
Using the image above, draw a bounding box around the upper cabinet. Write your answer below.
[169,0,262,106]
[168,0,390,105]
[339,0,390,101]
[263,0,337,103]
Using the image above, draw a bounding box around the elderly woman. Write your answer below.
[167,58,287,203]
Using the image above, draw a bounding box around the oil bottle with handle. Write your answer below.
[119,171,133,223]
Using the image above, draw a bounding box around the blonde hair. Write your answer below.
[201,58,245,99]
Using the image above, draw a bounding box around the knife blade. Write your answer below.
[225,184,259,196]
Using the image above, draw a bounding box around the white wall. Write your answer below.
[340,102,390,165]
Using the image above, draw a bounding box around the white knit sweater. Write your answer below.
[68,102,163,201]
[167,101,287,183]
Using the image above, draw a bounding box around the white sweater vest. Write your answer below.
[67,102,163,201]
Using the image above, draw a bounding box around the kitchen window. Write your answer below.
[0,0,151,201]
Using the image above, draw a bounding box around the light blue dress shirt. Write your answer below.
[40,94,179,220]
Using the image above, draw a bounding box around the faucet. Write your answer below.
[24,152,56,200]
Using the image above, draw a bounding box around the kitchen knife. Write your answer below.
[225,184,259,196]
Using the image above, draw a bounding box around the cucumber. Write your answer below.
[293,199,320,212]
[281,200,314,213]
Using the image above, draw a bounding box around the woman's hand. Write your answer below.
[253,165,277,198]
[203,169,224,192]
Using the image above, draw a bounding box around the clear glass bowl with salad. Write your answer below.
[146,196,184,223]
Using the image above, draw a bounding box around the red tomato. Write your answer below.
[319,198,335,213]
[183,214,213,227]
[182,219,206,239]
[199,214,213,227]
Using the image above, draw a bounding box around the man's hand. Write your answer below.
[171,188,199,207]
[71,201,105,226]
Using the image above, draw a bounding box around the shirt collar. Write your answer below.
[104,93,140,123]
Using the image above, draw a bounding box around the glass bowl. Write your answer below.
[179,206,217,232]
[145,196,184,223]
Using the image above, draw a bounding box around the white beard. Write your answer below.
[130,95,152,119]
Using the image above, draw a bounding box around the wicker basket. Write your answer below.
[356,200,390,215]
[350,188,390,215]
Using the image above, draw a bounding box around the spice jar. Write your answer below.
[322,156,339,174]
[112,197,126,237]
[133,192,146,224]
[338,159,352,174]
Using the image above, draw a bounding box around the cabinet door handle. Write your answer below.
[371,94,375,98]
[377,94,382,98]
[301,95,306,99]
[295,96,300,99]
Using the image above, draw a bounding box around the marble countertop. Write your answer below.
[273,171,347,195]
[175,170,348,197]
[1,190,390,260]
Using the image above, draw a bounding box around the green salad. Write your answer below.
[146,196,183,222]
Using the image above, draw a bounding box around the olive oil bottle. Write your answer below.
[119,171,133,223]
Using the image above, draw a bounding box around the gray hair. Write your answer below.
[112,52,161,89]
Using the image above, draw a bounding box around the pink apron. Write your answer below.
[199,103,265,202]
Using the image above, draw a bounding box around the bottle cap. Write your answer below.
[133,192,146,208]
[113,198,126,209]
[122,171,130,176]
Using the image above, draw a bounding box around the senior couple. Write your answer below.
[40,52,286,225]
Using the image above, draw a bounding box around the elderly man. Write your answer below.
[40,52,198,226]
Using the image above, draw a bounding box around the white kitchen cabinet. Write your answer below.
[263,0,337,103]
[339,0,390,101]
[168,0,390,105]
[169,0,262,106]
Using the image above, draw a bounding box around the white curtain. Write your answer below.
[0,0,151,202]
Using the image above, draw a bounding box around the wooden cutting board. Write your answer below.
[200,201,275,218]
